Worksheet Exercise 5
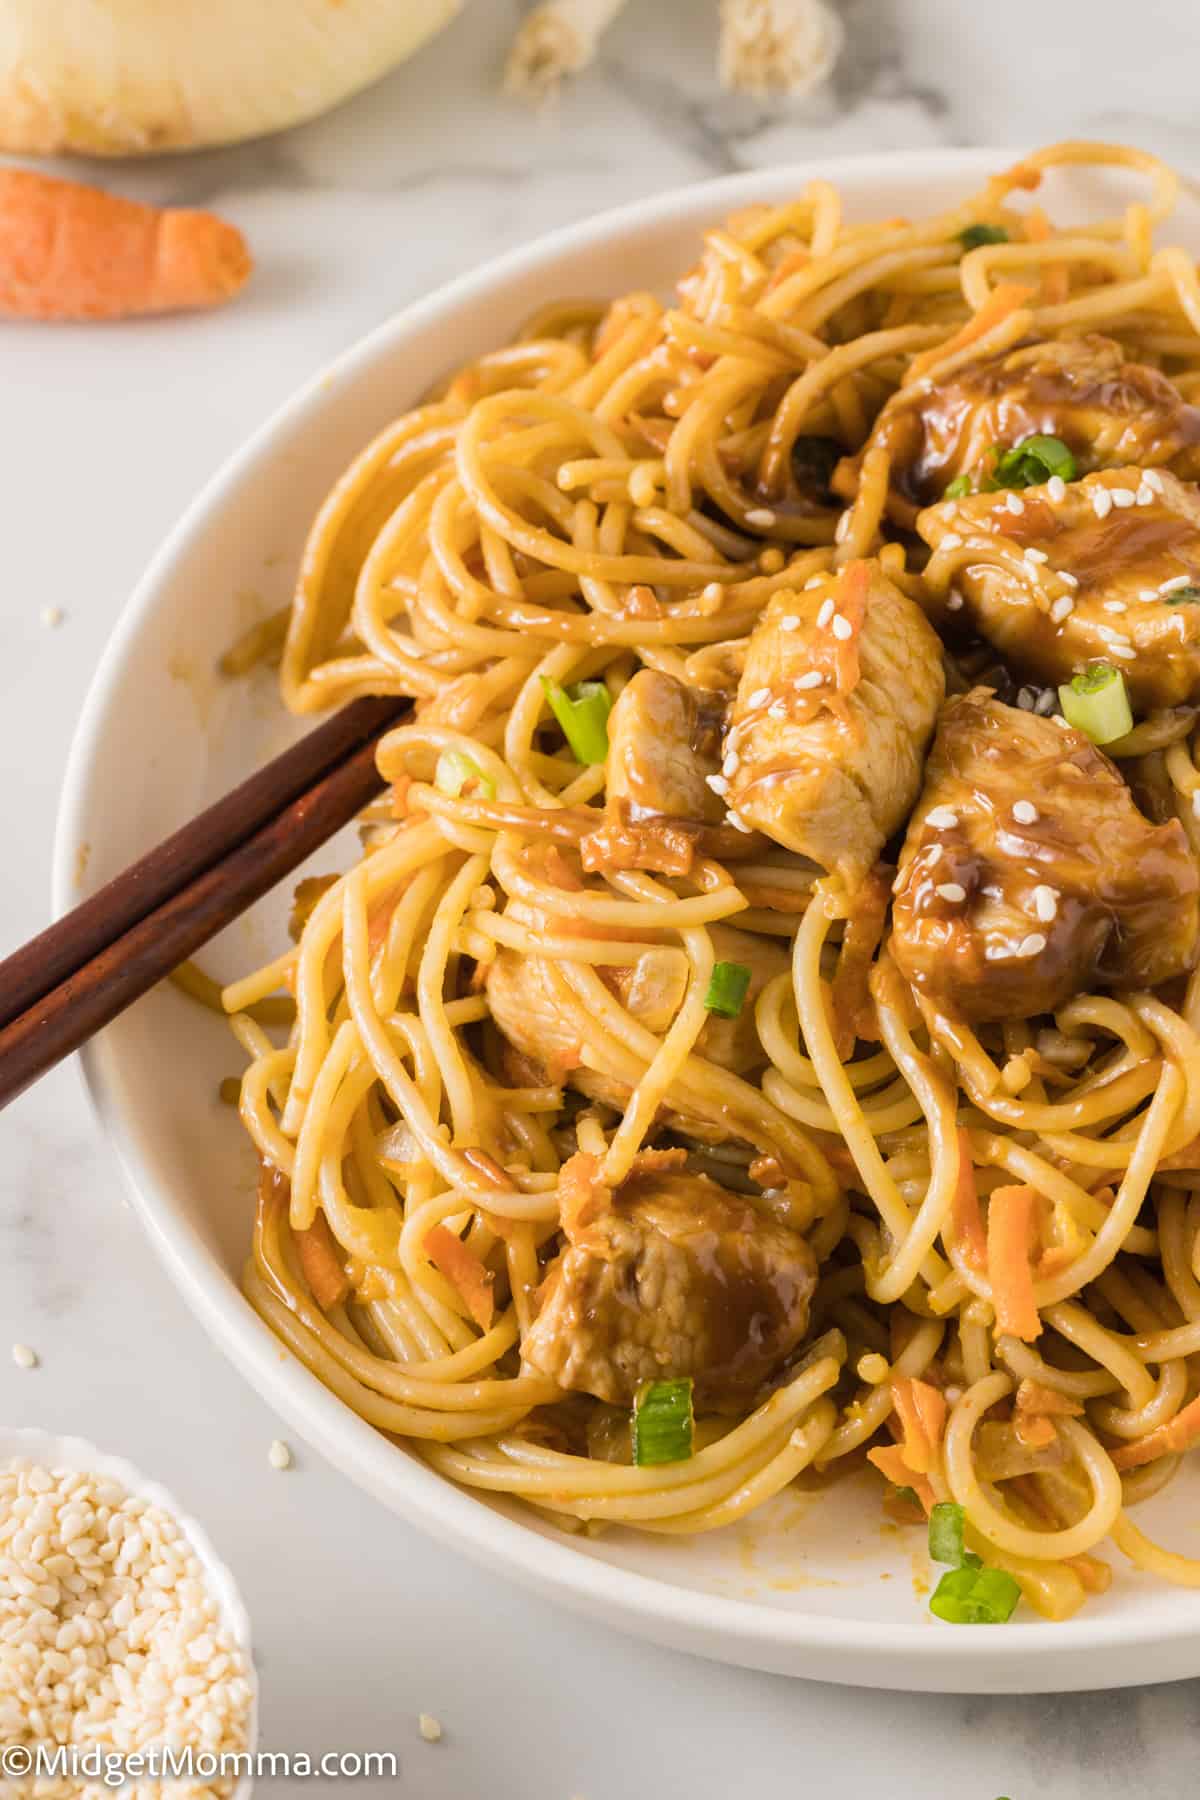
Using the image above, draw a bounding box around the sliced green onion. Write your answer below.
[959,223,1010,250]
[989,433,1077,490]
[632,1378,694,1467]
[1164,583,1200,605]
[1057,663,1133,745]
[704,961,752,1018]
[943,474,973,500]
[540,677,613,765]
[928,1502,967,1566]
[930,1562,1021,1625]
[434,749,495,800]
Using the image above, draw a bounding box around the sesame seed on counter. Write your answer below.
[418,1713,444,1744]
[268,1438,293,1471]
[11,1343,37,1369]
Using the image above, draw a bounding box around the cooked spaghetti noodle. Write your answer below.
[226,142,1200,1621]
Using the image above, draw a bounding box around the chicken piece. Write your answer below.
[486,923,788,1114]
[581,669,726,875]
[919,466,1200,709]
[854,334,1200,521]
[724,559,944,891]
[522,1149,817,1406]
[889,689,1200,1022]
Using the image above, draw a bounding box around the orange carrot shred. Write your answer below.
[297,1211,351,1312]
[0,169,251,321]
[987,1185,1042,1341]
[424,1225,495,1331]
[905,282,1035,385]
[890,1376,946,1476]
[949,1131,987,1271]
[866,1444,935,1515]
[829,864,891,1057]
[1111,1392,1200,1471]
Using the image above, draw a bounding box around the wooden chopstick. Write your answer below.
[0,693,411,1111]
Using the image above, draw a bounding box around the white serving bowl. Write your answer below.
[0,1427,258,1786]
[54,147,1200,1693]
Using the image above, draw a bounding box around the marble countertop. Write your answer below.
[4,2,1200,1792]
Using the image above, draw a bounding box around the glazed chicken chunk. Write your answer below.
[855,334,1200,520]
[522,1150,817,1406]
[486,922,787,1115]
[724,559,944,891]
[580,668,725,875]
[919,466,1200,708]
[889,690,1200,1022]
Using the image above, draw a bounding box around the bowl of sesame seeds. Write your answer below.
[0,1428,257,1791]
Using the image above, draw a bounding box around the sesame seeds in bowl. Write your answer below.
[0,1428,257,1794]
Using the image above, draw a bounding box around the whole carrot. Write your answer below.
[0,168,252,321]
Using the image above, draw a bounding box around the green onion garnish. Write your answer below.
[632,1378,694,1466]
[434,749,495,799]
[928,1501,967,1566]
[540,677,613,765]
[1057,663,1133,745]
[1164,583,1200,605]
[704,961,752,1018]
[989,434,1077,490]
[943,474,973,500]
[930,1563,1022,1625]
[959,224,1010,250]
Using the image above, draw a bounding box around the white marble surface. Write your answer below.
[5,2,1200,1792]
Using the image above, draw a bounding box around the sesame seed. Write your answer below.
[1092,487,1113,519]
[722,752,740,776]
[1110,643,1136,659]
[1016,687,1036,710]
[804,575,825,589]
[939,531,963,551]
[926,806,959,830]
[1095,624,1125,644]
[1024,547,1048,564]
[1004,493,1025,516]
[1139,589,1159,602]
[1019,933,1048,956]
[1145,469,1165,493]
[946,590,964,612]
[831,614,853,641]
[11,1342,37,1369]
[936,882,967,902]
[706,774,729,796]
[419,1714,444,1744]
[40,605,63,629]
[1050,596,1075,623]
[1032,885,1059,922]
[745,507,776,529]
[1162,575,1192,594]
[727,809,752,833]
[1111,487,1136,509]
[1012,801,1038,824]
[747,687,771,707]
[1047,475,1067,503]
[1058,570,1078,589]
[796,670,824,690]
[985,943,1012,961]
[1137,483,1155,506]
[835,510,852,542]
[780,615,801,632]
[816,598,835,629]
[926,844,944,866]
[268,1439,292,1471]
[768,700,788,718]
[1103,601,1128,613]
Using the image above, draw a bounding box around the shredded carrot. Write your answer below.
[1110,1392,1200,1471]
[297,1211,351,1312]
[424,1224,495,1331]
[866,1444,935,1515]
[0,168,251,321]
[905,282,1035,385]
[829,864,891,1056]
[1016,1378,1082,1421]
[987,1184,1042,1342]
[949,1131,987,1271]
[890,1376,946,1477]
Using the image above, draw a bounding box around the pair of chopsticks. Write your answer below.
[0,694,411,1110]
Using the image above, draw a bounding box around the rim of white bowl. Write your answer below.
[0,1427,258,1782]
[51,146,1200,1691]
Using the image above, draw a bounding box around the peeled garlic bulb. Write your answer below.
[0,0,462,155]
[719,0,844,98]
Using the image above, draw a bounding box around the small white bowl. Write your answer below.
[54,146,1200,1693]
[0,1427,258,1788]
